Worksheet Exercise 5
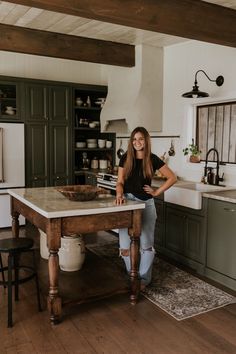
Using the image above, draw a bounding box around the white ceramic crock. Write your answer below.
[99,159,108,169]
[39,230,86,272]
[59,234,85,272]
[39,229,49,260]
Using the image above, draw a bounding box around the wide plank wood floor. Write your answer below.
[0,225,236,354]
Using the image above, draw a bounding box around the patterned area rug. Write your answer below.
[86,240,236,321]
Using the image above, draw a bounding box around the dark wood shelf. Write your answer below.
[38,250,128,306]
[74,148,114,151]
[0,113,17,118]
[74,106,101,111]
[0,97,16,101]
[74,126,100,131]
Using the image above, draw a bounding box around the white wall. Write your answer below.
[114,41,236,185]
[161,41,236,186]
[0,50,107,85]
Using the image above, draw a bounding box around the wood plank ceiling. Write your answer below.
[0,0,236,67]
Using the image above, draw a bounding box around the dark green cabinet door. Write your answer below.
[26,123,48,187]
[165,206,185,254]
[165,204,205,263]
[50,86,70,122]
[49,123,71,186]
[85,172,97,186]
[154,199,165,247]
[207,199,236,279]
[184,214,205,263]
[25,82,72,187]
[25,84,48,121]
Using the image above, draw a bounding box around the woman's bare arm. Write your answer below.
[143,165,177,197]
[116,167,125,204]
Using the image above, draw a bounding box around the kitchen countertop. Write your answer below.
[8,187,145,218]
[203,189,236,204]
[152,178,236,204]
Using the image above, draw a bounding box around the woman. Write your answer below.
[116,127,176,289]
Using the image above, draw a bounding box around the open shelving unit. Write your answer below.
[72,84,116,184]
[0,82,20,120]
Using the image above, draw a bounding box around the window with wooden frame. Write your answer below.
[196,102,236,163]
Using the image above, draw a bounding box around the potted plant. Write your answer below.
[183,139,201,163]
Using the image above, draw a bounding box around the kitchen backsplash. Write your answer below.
[115,136,181,176]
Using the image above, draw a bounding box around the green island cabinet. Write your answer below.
[155,199,207,274]
[24,82,72,187]
[205,198,236,290]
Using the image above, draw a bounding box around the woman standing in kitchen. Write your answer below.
[116,126,177,289]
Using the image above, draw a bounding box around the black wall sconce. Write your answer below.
[182,70,224,98]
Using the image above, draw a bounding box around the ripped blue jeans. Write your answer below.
[119,193,157,286]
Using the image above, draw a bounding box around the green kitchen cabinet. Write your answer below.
[206,199,236,285]
[154,198,165,248]
[84,171,97,186]
[25,83,48,121]
[160,201,207,272]
[49,123,70,186]
[0,78,23,122]
[25,82,72,187]
[25,123,48,187]
[25,83,70,123]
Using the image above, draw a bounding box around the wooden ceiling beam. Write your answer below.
[5,0,236,48]
[0,23,135,67]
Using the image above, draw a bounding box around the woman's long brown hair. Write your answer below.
[124,127,153,179]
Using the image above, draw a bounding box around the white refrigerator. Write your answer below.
[0,122,25,228]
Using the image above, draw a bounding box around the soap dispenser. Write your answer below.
[207,167,215,185]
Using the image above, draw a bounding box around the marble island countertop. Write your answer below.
[8,187,145,219]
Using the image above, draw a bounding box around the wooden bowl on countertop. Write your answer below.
[57,185,110,201]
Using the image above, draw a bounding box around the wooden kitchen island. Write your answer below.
[8,187,145,324]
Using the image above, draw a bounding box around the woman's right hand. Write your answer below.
[115,194,125,205]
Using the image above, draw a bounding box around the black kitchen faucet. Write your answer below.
[204,148,224,185]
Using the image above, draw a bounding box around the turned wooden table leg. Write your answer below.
[46,219,62,324]
[10,197,20,238]
[129,236,140,304]
[128,209,142,305]
[48,249,62,324]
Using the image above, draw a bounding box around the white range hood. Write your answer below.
[101,44,163,134]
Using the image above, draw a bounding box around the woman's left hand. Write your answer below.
[143,185,155,196]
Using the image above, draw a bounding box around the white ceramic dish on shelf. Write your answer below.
[106,140,112,148]
[86,139,96,144]
[76,142,86,148]
[87,143,97,148]
[98,139,106,148]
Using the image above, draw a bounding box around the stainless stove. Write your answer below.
[97,172,118,192]
[97,172,119,233]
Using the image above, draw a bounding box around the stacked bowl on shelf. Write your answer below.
[75,139,112,149]
[86,139,97,148]
[76,142,86,148]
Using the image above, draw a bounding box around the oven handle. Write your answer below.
[97,183,116,194]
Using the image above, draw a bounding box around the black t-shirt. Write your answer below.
[119,153,165,200]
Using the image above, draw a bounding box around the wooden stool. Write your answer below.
[0,237,41,327]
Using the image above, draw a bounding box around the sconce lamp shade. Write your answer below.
[182,70,224,98]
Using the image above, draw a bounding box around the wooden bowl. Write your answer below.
[57,185,110,201]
